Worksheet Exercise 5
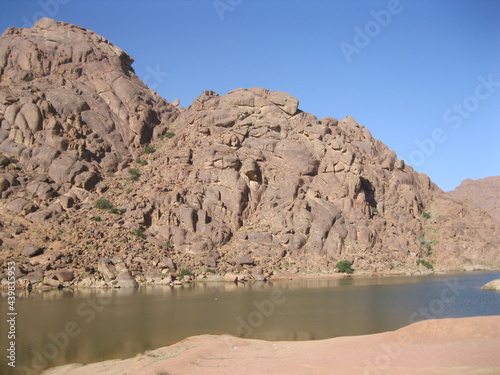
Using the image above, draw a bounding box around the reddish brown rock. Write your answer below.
[0,19,499,288]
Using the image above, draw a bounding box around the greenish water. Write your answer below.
[1,271,499,374]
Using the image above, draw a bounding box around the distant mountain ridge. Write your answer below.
[449,176,500,223]
[0,18,499,288]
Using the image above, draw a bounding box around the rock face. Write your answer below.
[449,176,500,223]
[0,19,499,288]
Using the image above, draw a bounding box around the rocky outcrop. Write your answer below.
[0,17,179,194]
[481,279,500,291]
[449,176,500,223]
[0,19,499,289]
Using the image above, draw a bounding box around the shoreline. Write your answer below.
[2,266,500,293]
[269,266,500,281]
[42,315,500,375]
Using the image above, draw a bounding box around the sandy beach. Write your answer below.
[43,315,500,375]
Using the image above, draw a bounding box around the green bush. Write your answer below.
[417,260,433,269]
[162,131,175,139]
[419,236,433,256]
[95,198,114,210]
[110,208,126,215]
[136,158,148,166]
[113,154,123,164]
[131,227,146,239]
[144,145,155,154]
[129,168,140,181]
[178,268,193,278]
[423,212,431,220]
[336,260,354,274]
[91,216,102,222]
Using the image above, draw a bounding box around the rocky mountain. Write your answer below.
[0,18,499,288]
[449,176,500,223]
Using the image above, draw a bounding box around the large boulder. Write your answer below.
[481,279,500,291]
[21,245,44,257]
[115,271,138,288]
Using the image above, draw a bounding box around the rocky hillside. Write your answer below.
[1,18,499,289]
[449,176,500,223]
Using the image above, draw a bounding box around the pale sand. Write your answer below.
[43,316,500,375]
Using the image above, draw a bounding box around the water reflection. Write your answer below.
[0,271,499,374]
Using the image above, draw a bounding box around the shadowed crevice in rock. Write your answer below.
[360,177,377,210]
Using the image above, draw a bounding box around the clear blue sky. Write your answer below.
[1,0,499,191]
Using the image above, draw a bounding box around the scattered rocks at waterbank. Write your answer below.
[1,18,500,289]
[41,316,500,375]
[481,279,500,291]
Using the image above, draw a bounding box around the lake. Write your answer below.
[1,271,499,374]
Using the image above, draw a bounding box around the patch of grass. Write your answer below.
[205,268,216,274]
[417,260,433,270]
[95,198,114,210]
[91,216,102,222]
[110,208,126,215]
[336,260,354,274]
[136,157,148,166]
[131,227,146,239]
[423,211,431,220]
[144,145,155,154]
[129,168,140,181]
